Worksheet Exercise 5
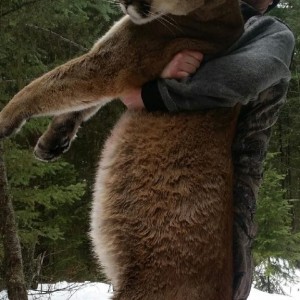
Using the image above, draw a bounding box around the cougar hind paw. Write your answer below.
[34,133,72,161]
[34,112,84,161]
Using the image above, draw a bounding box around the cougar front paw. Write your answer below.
[34,134,72,161]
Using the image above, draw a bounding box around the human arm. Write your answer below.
[141,16,295,112]
[120,50,203,109]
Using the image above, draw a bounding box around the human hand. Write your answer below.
[160,50,203,79]
[120,50,203,110]
[120,88,144,110]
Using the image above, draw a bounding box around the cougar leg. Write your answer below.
[0,44,127,139]
[34,105,103,161]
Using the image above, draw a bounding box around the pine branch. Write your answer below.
[0,0,45,18]
[25,24,88,52]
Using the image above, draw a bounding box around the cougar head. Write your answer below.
[118,0,206,24]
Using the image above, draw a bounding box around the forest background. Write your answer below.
[0,0,299,297]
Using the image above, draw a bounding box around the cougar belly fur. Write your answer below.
[91,107,238,300]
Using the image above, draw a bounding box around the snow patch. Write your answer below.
[0,277,299,300]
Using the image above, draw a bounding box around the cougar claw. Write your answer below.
[34,135,71,161]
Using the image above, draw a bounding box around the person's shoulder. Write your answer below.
[241,15,295,59]
[246,15,293,35]
[272,16,294,34]
[225,15,295,56]
[243,15,295,49]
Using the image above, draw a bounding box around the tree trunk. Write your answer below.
[0,142,28,300]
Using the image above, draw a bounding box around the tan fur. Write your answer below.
[0,0,244,299]
[92,109,238,299]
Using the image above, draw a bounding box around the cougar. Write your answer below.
[0,0,244,299]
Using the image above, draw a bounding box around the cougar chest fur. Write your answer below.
[91,109,238,300]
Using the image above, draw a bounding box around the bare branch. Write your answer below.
[27,282,91,296]
[25,24,88,52]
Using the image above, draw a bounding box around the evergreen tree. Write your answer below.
[253,153,300,293]
[269,0,300,232]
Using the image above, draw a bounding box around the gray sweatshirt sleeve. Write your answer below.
[157,16,295,112]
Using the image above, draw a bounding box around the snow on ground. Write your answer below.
[249,288,298,300]
[28,282,113,300]
[0,282,113,300]
[1,263,299,300]
[0,279,300,300]
[281,269,300,299]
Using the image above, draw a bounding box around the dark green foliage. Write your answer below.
[253,154,300,293]
[0,0,120,287]
[4,139,86,243]
[0,0,119,105]
[268,1,300,234]
[254,154,300,259]
[1,136,88,285]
